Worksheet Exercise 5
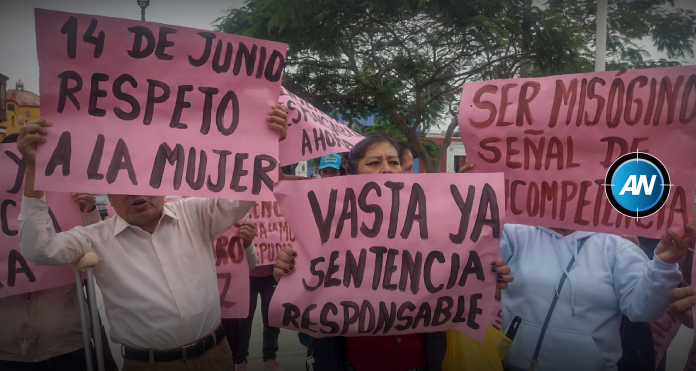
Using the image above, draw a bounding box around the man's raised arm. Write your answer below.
[17,120,92,266]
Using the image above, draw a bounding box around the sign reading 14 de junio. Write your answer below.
[604,152,671,218]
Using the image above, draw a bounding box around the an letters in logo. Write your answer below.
[604,152,671,218]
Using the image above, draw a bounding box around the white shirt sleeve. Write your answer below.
[246,242,257,270]
[18,195,93,266]
[182,198,255,241]
[81,206,103,226]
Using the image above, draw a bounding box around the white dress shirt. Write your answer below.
[18,196,256,350]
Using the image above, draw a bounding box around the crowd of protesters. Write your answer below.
[2,101,695,371]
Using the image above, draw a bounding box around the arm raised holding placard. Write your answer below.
[239,220,258,270]
[498,223,690,371]
[17,119,94,265]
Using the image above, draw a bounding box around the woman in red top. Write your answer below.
[275,133,513,371]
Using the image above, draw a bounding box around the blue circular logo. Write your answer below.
[604,152,670,218]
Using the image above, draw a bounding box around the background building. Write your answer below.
[420,129,466,173]
[0,73,7,139]
[0,79,40,140]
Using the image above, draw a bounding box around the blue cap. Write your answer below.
[319,154,342,170]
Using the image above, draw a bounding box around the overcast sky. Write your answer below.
[0,0,694,94]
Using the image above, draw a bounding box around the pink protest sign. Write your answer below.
[692,252,696,344]
[249,201,299,266]
[213,223,250,318]
[279,87,363,164]
[650,311,683,368]
[0,144,84,298]
[34,9,287,200]
[268,173,505,341]
[684,340,696,371]
[458,65,696,237]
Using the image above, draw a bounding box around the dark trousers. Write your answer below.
[221,318,240,361]
[0,348,88,371]
[236,275,280,364]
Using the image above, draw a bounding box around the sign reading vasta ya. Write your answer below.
[0,144,84,298]
[458,65,696,237]
[34,9,287,200]
[279,87,363,165]
[268,173,504,342]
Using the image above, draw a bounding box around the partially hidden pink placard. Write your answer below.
[458,65,696,238]
[213,223,250,318]
[279,87,363,164]
[268,173,505,341]
[692,252,696,342]
[650,309,682,368]
[0,144,84,298]
[34,9,287,201]
[141,197,250,318]
[249,201,300,266]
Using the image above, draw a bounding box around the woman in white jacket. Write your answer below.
[500,225,692,371]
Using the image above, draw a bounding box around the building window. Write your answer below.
[7,103,14,112]
[454,155,467,172]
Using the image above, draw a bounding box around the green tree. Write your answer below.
[217,0,696,172]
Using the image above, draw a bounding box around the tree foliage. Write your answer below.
[216,0,696,172]
[361,122,441,160]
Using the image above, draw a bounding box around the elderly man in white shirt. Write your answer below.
[15,105,288,371]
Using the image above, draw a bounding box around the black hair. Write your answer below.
[397,141,412,158]
[347,133,403,175]
[1,133,19,144]
[339,152,349,175]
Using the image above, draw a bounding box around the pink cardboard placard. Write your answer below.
[268,173,505,341]
[279,87,363,164]
[249,201,300,266]
[458,65,696,237]
[213,222,250,318]
[34,9,287,201]
[0,144,84,298]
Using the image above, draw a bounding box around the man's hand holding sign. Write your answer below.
[71,192,96,213]
[239,221,258,248]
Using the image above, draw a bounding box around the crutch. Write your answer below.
[73,252,105,371]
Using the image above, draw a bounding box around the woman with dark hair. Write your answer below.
[275,133,513,371]
[344,133,404,175]
[396,141,414,173]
